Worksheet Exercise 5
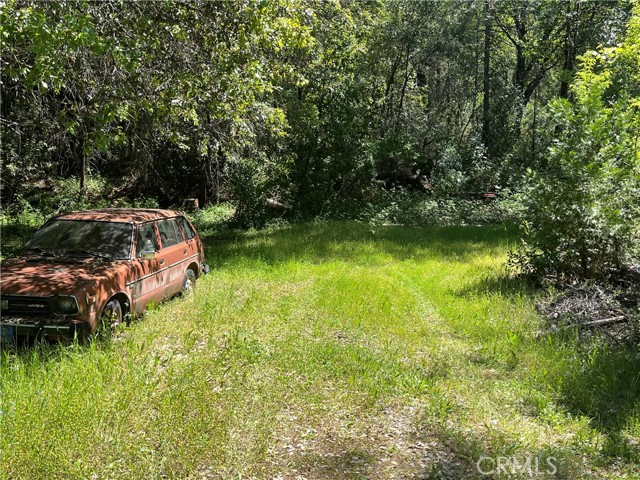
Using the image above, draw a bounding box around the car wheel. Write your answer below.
[182,269,196,295]
[101,298,124,332]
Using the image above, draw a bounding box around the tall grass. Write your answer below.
[1,222,638,479]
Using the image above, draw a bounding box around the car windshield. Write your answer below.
[24,220,133,259]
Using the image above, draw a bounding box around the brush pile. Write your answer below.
[536,267,640,344]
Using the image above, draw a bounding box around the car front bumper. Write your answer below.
[0,316,90,340]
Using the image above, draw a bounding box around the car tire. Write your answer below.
[101,298,124,332]
[182,269,196,295]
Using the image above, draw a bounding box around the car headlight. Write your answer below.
[56,295,79,315]
[1,299,8,310]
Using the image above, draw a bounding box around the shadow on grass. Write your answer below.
[204,221,519,268]
[412,369,639,477]
[455,273,541,301]
[557,342,640,462]
[456,271,640,465]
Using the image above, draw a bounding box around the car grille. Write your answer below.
[1,295,53,316]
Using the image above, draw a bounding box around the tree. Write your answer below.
[0,0,634,228]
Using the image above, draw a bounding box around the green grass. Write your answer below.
[1,222,639,479]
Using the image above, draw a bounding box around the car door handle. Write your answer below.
[159,259,165,265]
[183,249,187,255]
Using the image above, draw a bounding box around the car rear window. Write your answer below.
[178,216,196,239]
[156,219,183,248]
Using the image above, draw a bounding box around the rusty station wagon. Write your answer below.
[0,208,208,341]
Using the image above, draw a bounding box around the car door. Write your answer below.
[155,218,188,298]
[128,222,164,311]
[177,215,200,267]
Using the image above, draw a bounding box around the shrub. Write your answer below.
[227,154,294,229]
[515,7,640,278]
[360,189,522,228]
[189,203,235,237]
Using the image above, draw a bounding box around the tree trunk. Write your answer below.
[80,136,87,198]
[559,0,574,99]
[215,144,224,204]
[514,45,526,95]
[482,0,491,157]
[80,153,86,197]
[531,87,538,165]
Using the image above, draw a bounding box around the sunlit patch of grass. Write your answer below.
[1,222,638,479]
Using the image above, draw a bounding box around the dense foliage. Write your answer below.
[1,0,638,273]
[518,4,640,277]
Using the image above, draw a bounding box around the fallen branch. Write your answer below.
[266,198,292,211]
[579,315,628,328]
[535,315,628,339]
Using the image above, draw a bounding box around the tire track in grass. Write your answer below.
[262,261,470,479]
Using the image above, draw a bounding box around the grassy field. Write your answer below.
[1,222,639,479]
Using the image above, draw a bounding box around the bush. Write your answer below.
[189,203,235,237]
[226,153,294,229]
[360,189,522,228]
[515,7,640,278]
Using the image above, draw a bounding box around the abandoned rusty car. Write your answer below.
[0,208,208,341]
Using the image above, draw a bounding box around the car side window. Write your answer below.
[178,216,196,240]
[136,223,159,257]
[156,219,183,248]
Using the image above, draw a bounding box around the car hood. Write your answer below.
[0,257,121,296]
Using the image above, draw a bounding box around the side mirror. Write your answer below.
[143,251,156,260]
